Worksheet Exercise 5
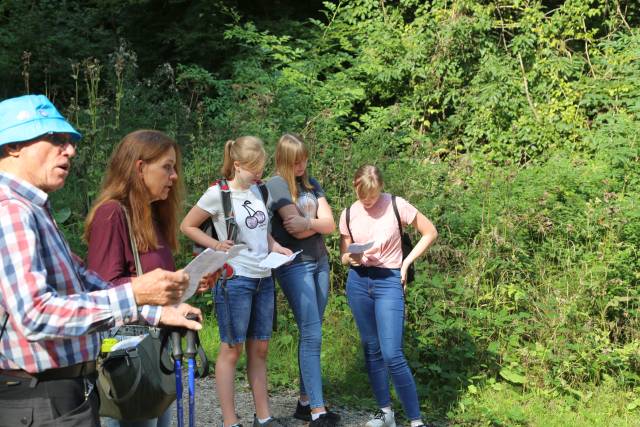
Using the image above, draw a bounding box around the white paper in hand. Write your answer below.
[181,244,247,302]
[348,241,374,254]
[227,244,248,258]
[258,250,303,269]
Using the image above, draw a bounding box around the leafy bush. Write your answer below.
[3,0,638,422]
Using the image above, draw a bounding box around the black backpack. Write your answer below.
[345,195,415,283]
[193,179,269,256]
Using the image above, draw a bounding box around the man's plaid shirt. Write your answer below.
[0,172,159,373]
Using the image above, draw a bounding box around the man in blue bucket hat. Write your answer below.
[0,95,203,426]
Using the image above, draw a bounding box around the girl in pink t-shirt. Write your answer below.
[339,165,438,427]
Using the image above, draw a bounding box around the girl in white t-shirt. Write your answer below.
[339,165,438,427]
[181,136,291,427]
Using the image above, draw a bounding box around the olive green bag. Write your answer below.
[97,329,176,420]
[97,206,176,420]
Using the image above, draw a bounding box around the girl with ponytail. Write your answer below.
[181,136,291,427]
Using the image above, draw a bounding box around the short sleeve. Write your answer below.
[266,176,294,211]
[196,185,222,218]
[395,196,418,227]
[309,178,326,199]
[338,209,349,236]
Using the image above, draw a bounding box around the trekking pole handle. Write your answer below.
[185,314,199,358]
[171,329,183,360]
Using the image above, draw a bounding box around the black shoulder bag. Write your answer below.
[392,195,415,284]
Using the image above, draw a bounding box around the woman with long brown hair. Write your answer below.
[85,129,200,427]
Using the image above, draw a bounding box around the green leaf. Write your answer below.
[52,207,71,224]
[499,368,526,384]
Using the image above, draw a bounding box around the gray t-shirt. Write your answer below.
[266,175,328,262]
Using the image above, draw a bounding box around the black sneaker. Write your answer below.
[293,401,311,421]
[325,409,340,422]
[309,413,338,427]
[293,402,341,422]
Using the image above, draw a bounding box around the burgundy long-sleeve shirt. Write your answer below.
[86,201,175,283]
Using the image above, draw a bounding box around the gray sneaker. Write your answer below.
[252,416,284,427]
[365,410,396,427]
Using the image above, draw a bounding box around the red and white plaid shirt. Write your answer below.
[0,172,160,373]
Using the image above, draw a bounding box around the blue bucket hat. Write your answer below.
[0,94,81,147]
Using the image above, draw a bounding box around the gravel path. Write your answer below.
[170,375,374,427]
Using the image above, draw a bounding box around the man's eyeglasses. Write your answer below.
[41,133,77,149]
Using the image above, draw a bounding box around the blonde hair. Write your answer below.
[353,164,384,199]
[220,136,266,180]
[84,130,184,252]
[274,133,313,202]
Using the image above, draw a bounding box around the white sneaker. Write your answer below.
[365,410,396,427]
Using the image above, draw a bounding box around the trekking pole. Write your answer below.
[185,314,198,427]
[171,328,185,427]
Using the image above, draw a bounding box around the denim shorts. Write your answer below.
[213,275,274,345]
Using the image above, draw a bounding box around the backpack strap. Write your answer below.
[218,179,233,221]
[256,180,269,205]
[345,206,354,242]
[391,195,403,235]
[0,311,8,342]
[217,179,237,242]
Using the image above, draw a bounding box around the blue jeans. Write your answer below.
[346,266,421,421]
[275,256,330,409]
[103,403,173,427]
[214,275,274,344]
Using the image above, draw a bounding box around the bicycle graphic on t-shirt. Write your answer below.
[242,200,266,229]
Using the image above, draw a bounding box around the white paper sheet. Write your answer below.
[181,244,247,302]
[227,244,248,258]
[348,241,374,254]
[258,250,303,269]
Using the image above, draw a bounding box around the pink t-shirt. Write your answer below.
[339,193,417,268]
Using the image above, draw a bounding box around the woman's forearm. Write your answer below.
[309,216,335,235]
[404,232,437,265]
[404,214,438,265]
